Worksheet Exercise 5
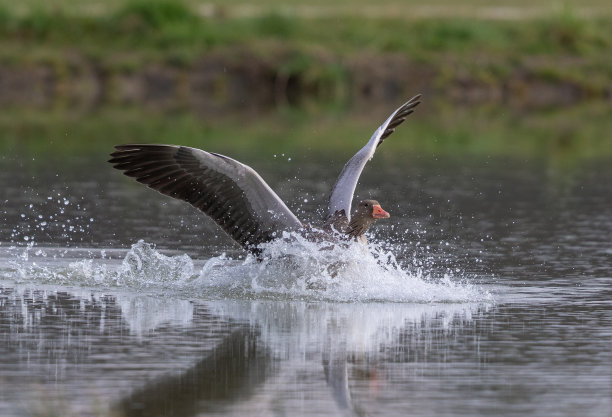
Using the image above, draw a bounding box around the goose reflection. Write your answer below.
[322,346,371,417]
[112,300,483,416]
[0,286,484,416]
[115,327,274,417]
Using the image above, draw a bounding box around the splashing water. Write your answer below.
[193,231,490,302]
[1,233,492,303]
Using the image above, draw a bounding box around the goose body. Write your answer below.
[109,94,421,254]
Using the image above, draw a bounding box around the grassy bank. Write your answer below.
[2,0,612,18]
[2,2,611,61]
[0,1,611,107]
[1,1,611,163]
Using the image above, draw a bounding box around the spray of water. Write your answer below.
[2,233,492,303]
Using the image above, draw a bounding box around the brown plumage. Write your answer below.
[108,95,421,255]
[331,199,390,244]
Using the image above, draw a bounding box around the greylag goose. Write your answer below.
[109,94,421,254]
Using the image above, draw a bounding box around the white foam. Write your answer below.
[193,232,491,302]
[1,237,492,303]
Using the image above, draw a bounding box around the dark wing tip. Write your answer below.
[404,93,422,107]
[408,93,423,102]
[395,94,422,117]
[377,94,422,146]
[108,144,180,163]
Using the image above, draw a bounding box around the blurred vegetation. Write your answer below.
[2,101,611,164]
[2,0,612,16]
[0,1,609,105]
[0,0,611,162]
[0,1,611,64]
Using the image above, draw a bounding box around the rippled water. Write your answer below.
[1,145,611,416]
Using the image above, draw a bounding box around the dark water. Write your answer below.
[1,116,611,416]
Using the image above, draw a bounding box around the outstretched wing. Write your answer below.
[109,144,302,253]
[326,94,421,221]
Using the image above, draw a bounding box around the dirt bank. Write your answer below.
[0,48,609,112]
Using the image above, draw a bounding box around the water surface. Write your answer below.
[1,108,611,416]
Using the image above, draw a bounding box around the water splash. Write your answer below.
[1,236,492,303]
[6,191,95,246]
[194,232,490,302]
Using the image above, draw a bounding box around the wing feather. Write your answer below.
[327,94,421,221]
[109,144,302,253]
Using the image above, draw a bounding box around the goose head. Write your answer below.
[346,199,389,239]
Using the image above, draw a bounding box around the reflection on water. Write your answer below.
[0,285,609,417]
[116,328,273,417]
[0,286,486,417]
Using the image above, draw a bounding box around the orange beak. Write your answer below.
[372,204,390,219]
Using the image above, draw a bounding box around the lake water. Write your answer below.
[1,106,611,416]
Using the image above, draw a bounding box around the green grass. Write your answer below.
[2,0,612,17]
[0,2,611,57]
[0,0,610,165]
[0,2,610,95]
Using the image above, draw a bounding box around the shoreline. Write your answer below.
[0,3,611,110]
[1,47,610,111]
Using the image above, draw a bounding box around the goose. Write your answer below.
[109,94,421,255]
